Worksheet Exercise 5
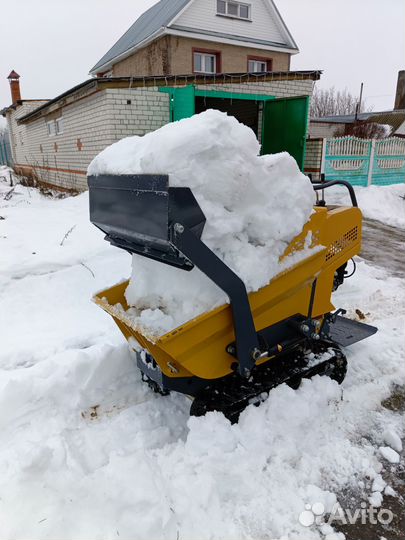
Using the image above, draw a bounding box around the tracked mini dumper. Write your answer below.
[88,174,377,422]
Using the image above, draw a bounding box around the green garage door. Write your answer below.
[261,96,309,170]
[170,86,196,121]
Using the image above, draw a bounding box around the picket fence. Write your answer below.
[324,136,405,186]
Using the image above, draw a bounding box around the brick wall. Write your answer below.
[197,79,314,98]
[304,138,323,180]
[7,101,48,164]
[112,35,290,77]
[11,88,170,191]
[309,121,345,139]
[12,77,314,192]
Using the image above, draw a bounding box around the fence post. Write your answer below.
[320,138,327,176]
[367,140,376,186]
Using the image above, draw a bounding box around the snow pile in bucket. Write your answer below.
[88,110,316,336]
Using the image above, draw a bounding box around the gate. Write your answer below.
[0,136,12,167]
[372,138,405,185]
[325,137,372,187]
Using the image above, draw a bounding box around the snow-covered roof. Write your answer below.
[90,0,298,75]
[312,110,405,132]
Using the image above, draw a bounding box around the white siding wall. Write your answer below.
[175,0,286,45]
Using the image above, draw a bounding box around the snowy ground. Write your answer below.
[326,183,405,230]
[0,172,404,540]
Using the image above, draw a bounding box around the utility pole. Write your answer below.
[355,82,364,121]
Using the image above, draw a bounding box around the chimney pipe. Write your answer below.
[394,70,405,110]
[7,70,21,104]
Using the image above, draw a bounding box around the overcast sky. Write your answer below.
[0,0,404,112]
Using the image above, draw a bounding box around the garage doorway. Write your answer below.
[195,96,260,136]
[160,86,309,170]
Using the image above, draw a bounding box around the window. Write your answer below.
[217,0,251,20]
[55,117,64,135]
[217,0,226,13]
[47,121,56,137]
[248,58,272,73]
[193,50,220,74]
[47,117,64,136]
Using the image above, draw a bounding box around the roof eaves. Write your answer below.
[18,79,99,123]
[19,70,322,124]
[166,0,194,26]
[89,27,165,75]
[168,25,299,52]
[265,0,299,51]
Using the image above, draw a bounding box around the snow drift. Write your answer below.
[1,175,404,540]
[89,110,315,336]
[328,183,405,230]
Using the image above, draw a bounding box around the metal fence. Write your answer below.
[324,136,405,186]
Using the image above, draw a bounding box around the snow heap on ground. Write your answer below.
[88,110,315,336]
[1,178,404,540]
[328,183,405,230]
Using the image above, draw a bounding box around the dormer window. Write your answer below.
[217,0,251,20]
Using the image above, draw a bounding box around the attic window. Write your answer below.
[217,0,251,20]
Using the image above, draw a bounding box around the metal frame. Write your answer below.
[312,179,358,207]
[172,223,260,376]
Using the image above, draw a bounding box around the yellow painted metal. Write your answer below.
[94,206,362,381]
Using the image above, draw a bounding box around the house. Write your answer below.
[309,110,405,139]
[91,0,299,77]
[309,71,405,140]
[2,0,321,192]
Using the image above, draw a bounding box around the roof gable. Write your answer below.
[90,0,297,75]
[171,0,297,50]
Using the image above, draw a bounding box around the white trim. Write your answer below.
[263,0,298,51]
[165,28,298,54]
[168,0,195,27]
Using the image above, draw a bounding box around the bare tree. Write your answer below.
[345,122,391,139]
[311,86,372,118]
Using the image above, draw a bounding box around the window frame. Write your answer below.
[216,0,252,21]
[46,117,65,137]
[47,120,56,137]
[55,117,64,135]
[247,56,273,73]
[192,48,221,74]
